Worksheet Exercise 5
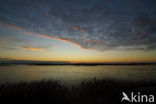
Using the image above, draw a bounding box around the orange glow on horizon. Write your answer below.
[5,56,156,63]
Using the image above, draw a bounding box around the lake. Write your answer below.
[0,65,156,85]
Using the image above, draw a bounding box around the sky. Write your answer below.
[0,0,156,63]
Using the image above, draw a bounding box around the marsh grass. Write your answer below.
[0,78,156,104]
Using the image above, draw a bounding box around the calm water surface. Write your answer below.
[0,65,156,85]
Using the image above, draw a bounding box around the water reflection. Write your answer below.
[0,65,156,85]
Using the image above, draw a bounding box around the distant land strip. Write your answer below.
[0,61,156,66]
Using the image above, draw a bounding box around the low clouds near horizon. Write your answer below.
[19,46,45,51]
[0,0,156,51]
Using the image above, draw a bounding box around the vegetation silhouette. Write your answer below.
[0,79,156,104]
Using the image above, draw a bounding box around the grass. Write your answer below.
[0,79,156,104]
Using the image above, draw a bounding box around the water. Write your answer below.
[0,65,156,85]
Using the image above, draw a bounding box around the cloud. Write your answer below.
[0,0,156,51]
[72,26,79,31]
[25,32,89,50]
[0,23,21,30]
[19,46,45,51]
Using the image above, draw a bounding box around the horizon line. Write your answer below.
[0,60,156,66]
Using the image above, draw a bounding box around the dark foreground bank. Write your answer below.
[0,79,156,104]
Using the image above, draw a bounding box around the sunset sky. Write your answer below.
[0,0,156,63]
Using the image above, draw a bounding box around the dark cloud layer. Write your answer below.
[0,0,156,51]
